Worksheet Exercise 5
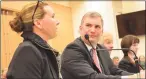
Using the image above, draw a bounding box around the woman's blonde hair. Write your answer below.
[98,32,113,44]
[9,2,48,33]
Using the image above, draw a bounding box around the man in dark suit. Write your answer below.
[61,11,141,79]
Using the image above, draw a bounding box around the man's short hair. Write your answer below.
[81,11,103,26]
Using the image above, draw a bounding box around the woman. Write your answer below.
[118,35,141,73]
[99,32,113,55]
[6,1,60,79]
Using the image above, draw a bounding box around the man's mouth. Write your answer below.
[90,35,96,38]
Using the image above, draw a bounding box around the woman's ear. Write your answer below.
[33,19,42,29]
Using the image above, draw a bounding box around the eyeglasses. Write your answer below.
[32,0,43,22]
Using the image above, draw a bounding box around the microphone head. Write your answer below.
[84,34,89,40]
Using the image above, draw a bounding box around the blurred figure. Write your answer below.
[139,55,145,69]
[99,32,113,55]
[118,35,141,73]
[112,56,119,67]
[6,1,60,79]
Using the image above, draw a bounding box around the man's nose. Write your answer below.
[90,27,96,32]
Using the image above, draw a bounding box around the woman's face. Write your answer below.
[130,43,139,54]
[40,5,60,39]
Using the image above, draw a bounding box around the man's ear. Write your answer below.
[33,19,42,29]
[79,25,82,32]
[100,28,103,36]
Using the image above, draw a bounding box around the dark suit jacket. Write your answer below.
[118,57,140,73]
[61,37,132,79]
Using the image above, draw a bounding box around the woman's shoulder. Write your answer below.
[119,57,131,65]
[15,41,43,58]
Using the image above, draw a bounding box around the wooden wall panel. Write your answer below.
[1,11,7,70]
[1,10,23,70]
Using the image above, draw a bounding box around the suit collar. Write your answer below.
[21,31,49,47]
[21,31,58,53]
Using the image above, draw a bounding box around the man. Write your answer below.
[61,11,141,79]
[112,56,119,67]
[99,32,113,55]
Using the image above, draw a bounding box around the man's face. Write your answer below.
[80,16,103,44]
[40,5,60,39]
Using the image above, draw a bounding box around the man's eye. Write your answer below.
[86,24,91,27]
[95,25,100,28]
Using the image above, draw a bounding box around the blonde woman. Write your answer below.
[99,32,113,55]
[6,1,60,79]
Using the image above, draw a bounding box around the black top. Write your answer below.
[6,32,59,79]
[118,57,140,73]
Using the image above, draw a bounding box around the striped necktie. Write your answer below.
[91,48,102,73]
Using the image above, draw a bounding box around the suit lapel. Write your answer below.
[77,37,94,66]
[96,44,111,74]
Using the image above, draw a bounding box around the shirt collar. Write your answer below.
[84,42,96,51]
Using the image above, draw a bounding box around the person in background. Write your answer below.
[99,32,113,55]
[6,1,60,79]
[60,11,140,79]
[139,55,145,69]
[112,56,120,67]
[118,35,142,73]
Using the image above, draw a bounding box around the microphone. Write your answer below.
[84,34,144,70]
[85,34,95,49]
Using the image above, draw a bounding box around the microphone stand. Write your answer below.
[84,34,144,72]
[129,50,144,71]
[111,48,144,70]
